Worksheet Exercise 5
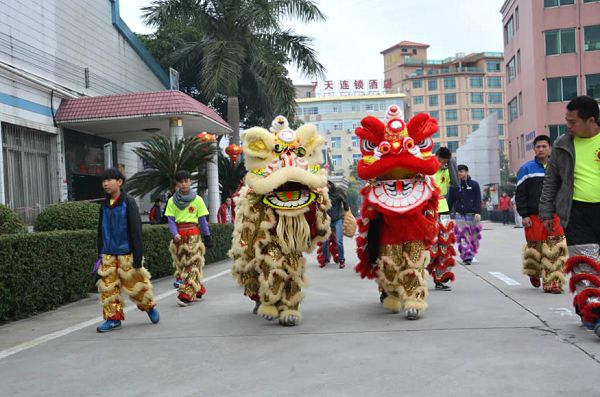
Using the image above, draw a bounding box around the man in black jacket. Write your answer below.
[320,181,349,269]
[515,135,567,293]
[95,168,160,333]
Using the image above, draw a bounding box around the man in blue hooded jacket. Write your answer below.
[447,164,482,265]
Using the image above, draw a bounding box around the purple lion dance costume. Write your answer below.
[454,214,482,263]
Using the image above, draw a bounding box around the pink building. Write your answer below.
[501,0,600,174]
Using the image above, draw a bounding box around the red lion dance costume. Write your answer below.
[355,106,440,320]
[230,116,331,326]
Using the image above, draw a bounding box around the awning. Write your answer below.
[55,90,232,142]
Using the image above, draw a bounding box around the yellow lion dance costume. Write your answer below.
[230,116,330,326]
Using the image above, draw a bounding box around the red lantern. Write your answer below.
[196,132,216,142]
[225,143,243,164]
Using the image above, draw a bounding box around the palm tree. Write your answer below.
[218,151,246,202]
[142,0,326,144]
[124,135,216,198]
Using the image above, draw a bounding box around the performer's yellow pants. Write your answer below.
[169,234,205,302]
[96,254,155,320]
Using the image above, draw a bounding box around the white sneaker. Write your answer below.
[177,299,190,307]
[406,308,420,320]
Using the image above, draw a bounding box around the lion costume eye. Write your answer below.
[361,139,377,152]
[274,144,283,153]
[417,137,433,151]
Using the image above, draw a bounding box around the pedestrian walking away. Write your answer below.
[217,197,235,224]
[427,146,458,291]
[447,164,482,265]
[317,180,349,269]
[95,168,160,333]
[515,135,567,293]
[165,170,213,307]
[539,96,600,337]
[498,192,512,225]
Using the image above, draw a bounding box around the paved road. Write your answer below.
[1,222,599,396]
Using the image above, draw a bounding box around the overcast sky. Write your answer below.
[120,0,506,84]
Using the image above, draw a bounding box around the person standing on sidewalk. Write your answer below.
[428,147,458,291]
[498,192,512,225]
[539,95,600,336]
[516,135,567,293]
[95,168,160,333]
[319,180,349,269]
[165,170,213,307]
[447,164,482,265]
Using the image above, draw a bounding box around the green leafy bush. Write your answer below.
[34,201,100,232]
[0,223,233,322]
[0,204,25,234]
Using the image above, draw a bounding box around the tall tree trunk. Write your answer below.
[227,96,240,145]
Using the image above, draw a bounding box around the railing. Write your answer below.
[407,67,484,78]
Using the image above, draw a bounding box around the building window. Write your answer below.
[504,16,514,45]
[415,69,424,76]
[544,0,575,6]
[472,108,485,120]
[471,92,484,104]
[428,78,438,90]
[331,137,341,148]
[470,76,483,88]
[586,74,600,99]
[518,92,523,115]
[547,76,577,102]
[548,125,567,143]
[433,141,440,153]
[352,136,359,148]
[332,155,342,168]
[429,95,439,107]
[487,76,502,88]
[506,57,517,83]
[447,141,459,153]
[446,109,458,121]
[516,50,521,73]
[515,7,519,30]
[508,97,518,122]
[429,110,439,119]
[545,28,576,55]
[490,109,504,120]
[446,125,459,137]
[443,77,456,89]
[413,79,423,88]
[445,93,457,105]
[302,106,318,115]
[486,61,501,72]
[498,124,505,137]
[584,25,600,51]
[352,153,362,164]
[488,92,503,104]
[414,95,424,104]
[472,124,480,132]
[584,0,600,3]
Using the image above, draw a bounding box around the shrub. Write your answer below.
[0,223,233,322]
[34,201,100,232]
[0,204,25,235]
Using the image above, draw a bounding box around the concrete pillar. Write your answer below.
[169,118,184,144]
[206,150,219,223]
[0,126,4,205]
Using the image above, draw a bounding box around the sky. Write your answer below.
[120,0,506,84]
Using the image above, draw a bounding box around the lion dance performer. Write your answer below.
[427,147,458,291]
[230,116,330,326]
[355,105,440,320]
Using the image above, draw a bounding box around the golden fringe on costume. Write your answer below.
[541,236,568,289]
[522,243,543,277]
[169,234,205,298]
[377,242,430,312]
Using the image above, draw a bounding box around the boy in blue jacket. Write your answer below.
[447,164,482,265]
[96,168,160,333]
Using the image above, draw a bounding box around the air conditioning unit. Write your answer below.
[326,129,331,134]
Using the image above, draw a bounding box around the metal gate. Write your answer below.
[1,122,58,224]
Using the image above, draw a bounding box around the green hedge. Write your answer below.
[34,201,100,232]
[0,223,233,322]
[0,204,25,235]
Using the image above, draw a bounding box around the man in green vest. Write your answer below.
[428,147,459,291]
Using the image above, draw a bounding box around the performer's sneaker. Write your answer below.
[529,277,541,288]
[543,282,562,294]
[173,279,183,289]
[406,308,420,320]
[339,260,345,269]
[196,284,207,299]
[594,322,600,338]
[177,298,192,307]
[252,301,261,314]
[463,260,472,266]
[147,307,160,324]
[379,291,388,304]
[96,320,121,333]
[435,283,452,291]
[319,260,329,268]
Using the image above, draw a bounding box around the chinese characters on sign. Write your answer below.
[312,79,393,96]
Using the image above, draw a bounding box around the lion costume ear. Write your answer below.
[242,127,275,160]
[296,124,324,154]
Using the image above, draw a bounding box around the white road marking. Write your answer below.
[488,272,521,286]
[549,307,575,317]
[0,269,231,361]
